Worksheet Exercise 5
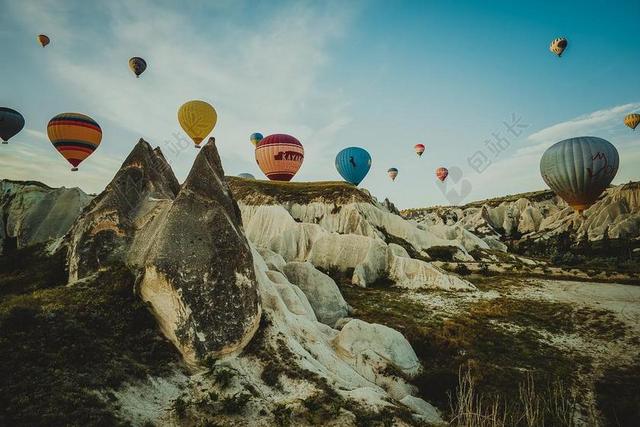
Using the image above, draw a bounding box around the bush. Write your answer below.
[454,263,471,276]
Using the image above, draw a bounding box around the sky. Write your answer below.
[1,0,639,208]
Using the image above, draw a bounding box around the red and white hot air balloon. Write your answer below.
[255,134,304,181]
[436,167,448,182]
[414,144,425,157]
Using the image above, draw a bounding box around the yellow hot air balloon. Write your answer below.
[549,37,568,57]
[624,113,640,130]
[178,100,217,148]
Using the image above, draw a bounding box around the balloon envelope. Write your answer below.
[624,113,640,130]
[387,168,398,181]
[250,132,263,146]
[47,113,102,170]
[414,144,425,156]
[540,136,618,212]
[255,134,304,181]
[37,34,50,47]
[178,100,217,147]
[335,147,371,185]
[436,167,448,182]
[0,107,25,143]
[238,173,255,180]
[129,57,147,78]
[549,37,567,57]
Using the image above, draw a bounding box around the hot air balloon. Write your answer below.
[436,167,448,182]
[549,37,568,57]
[37,34,50,47]
[178,100,217,148]
[238,173,255,180]
[250,132,263,147]
[335,147,371,186]
[387,168,398,181]
[540,136,619,213]
[0,107,25,144]
[414,144,425,157]
[624,113,640,130]
[129,57,147,78]
[47,113,102,171]
[255,134,304,181]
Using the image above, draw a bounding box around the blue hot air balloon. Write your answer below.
[335,147,371,185]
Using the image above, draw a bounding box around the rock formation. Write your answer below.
[67,138,261,365]
[0,179,91,254]
[404,181,640,244]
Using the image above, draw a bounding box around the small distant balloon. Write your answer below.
[624,113,640,130]
[250,132,263,147]
[37,34,50,48]
[129,57,147,78]
[436,167,448,182]
[178,100,217,148]
[414,144,425,157]
[0,107,25,144]
[540,136,618,213]
[387,168,398,181]
[335,147,371,186]
[238,173,255,180]
[549,37,567,57]
[47,113,102,171]
[255,134,304,181]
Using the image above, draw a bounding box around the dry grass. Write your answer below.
[226,177,374,206]
[449,367,579,427]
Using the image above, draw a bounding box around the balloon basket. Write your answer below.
[194,145,201,149]
[1,141,7,145]
[71,167,79,172]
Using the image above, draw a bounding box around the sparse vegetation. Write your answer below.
[227,178,373,206]
[0,247,183,426]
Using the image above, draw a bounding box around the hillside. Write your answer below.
[1,139,638,426]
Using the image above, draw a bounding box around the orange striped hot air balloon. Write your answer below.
[436,167,448,182]
[255,134,304,181]
[37,34,50,47]
[47,113,102,171]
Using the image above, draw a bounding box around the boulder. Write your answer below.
[282,261,349,327]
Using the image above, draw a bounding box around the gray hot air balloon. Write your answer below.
[0,107,25,144]
[540,136,618,213]
[238,173,255,180]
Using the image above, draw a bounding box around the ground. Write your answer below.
[338,273,640,426]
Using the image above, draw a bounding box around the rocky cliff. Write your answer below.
[403,181,640,243]
[0,179,92,254]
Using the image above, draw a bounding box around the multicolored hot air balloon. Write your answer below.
[47,113,102,171]
[387,168,398,181]
[255,134,304,181]
[436,167,448,182]
[414,144,425,157]
[129,57,147,78]
[0,107,25,144]
[250,132,263,147]
[549,37,568,57]
[624,113,640,130]
[238,173,255,180]
[335,147,371,186]
[540,136,619,213]
[178,100,217,148]
[37,34,50,47]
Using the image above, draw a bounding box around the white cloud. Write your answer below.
[5,0,356,189]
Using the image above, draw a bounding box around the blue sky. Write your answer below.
[1,0,639,208]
